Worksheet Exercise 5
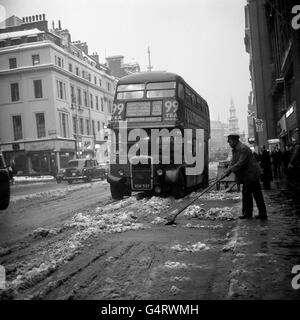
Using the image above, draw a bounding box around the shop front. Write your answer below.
[0,138,76,175]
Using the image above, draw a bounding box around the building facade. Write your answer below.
[209,119,230,161]
[244,0,300,149]
[0,15,115,175]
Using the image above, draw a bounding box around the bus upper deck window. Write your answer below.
[117,91,144,100]
[117,83,145,91]
[146,82,176,90]
[178,83,184,99]
[146,89,175,98]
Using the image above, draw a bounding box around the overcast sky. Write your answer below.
[0,0,251,133]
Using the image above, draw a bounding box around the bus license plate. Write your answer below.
[133,183,151,190]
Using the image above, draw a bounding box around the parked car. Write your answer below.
[63,159,107,184]
[0,151,10,210]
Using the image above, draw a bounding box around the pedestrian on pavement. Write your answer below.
[287,130,300,191]
[282,144,291,176]
[271,144,282,179]
[260,145,272,190]
[224,134,267,219]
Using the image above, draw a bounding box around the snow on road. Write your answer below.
[1,190,241,299]
[10,180,107,203]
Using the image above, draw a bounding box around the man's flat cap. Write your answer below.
[227,133,240,139]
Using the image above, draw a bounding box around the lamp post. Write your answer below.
[71,96,79,159]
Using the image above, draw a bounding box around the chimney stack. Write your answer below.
[58,20,61,30]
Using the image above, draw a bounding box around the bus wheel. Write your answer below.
[173,171,186,199]
[110,183,124,200]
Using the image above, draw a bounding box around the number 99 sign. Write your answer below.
[164,101,178,120]
[112,104,124,120]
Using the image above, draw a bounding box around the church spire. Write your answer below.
[228,97,239,134]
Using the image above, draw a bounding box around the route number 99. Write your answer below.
[112,104,124,115]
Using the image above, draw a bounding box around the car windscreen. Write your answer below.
[66,161,82,168]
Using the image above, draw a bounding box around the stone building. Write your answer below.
[0,14,115,175]
[244,0,300,149]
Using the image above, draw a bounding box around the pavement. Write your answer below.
[223,177,300,299]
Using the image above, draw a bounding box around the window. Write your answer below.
[11,83,20,101]
[32,54,40,65]
[146,82,175,99]
[55,56,64,68]
[69,63,73,72]
[12,115,22,140]
[60,113,69,138]
[86,119,90,135]
[84,91,88,107]
[92,120,95,136]
[95,96,99,110]
[79,117,84,134]
[33,80,43,98]
[57,80,66,100]
[146,90,175,99]
[77,88,82,105]
[99,78,102,87]
[108,100,112,113]
[88,73,91,82]
[70,85,75,103]
[178,83,184,99]
[94,76,97,85]
[107,82,111,91]
[117,84,145,91]
[90,94,93,108]
[185,87,192,104]
[73,116,77,134]
[76,67,79,76]
[9,58,17,69]
[191,94,196,105]
[35,113,46,138]
[97,121,100,133]
[101,97,104,112]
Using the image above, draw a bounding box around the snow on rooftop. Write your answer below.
[0,28,44,41]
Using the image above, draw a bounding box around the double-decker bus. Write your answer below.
[107,71,210,199]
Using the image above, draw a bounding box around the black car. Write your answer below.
[63,159,107,184]
[0,152,10,210]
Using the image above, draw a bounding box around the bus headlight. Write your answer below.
[118,169,124,176]
[157,169,164,176]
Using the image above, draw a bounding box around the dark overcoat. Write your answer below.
[229,142,263,184]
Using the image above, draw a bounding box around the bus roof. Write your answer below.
[118,71,182,84]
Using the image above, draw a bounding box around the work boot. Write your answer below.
[255,215,268,220]
[239,214,253,219]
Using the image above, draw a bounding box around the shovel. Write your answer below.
[164,173,228,225]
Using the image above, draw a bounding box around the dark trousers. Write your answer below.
[242,179,267,217]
